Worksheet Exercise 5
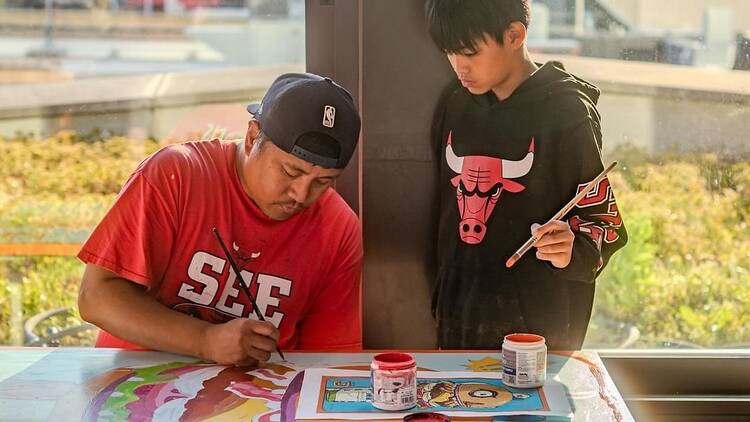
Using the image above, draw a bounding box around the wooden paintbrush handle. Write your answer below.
[505,161,618,268]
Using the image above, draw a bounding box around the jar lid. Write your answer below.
[403,412,450,422]
[503,333,546,345]
[371,352,416,370]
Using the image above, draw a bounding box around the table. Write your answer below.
[0,347,633,421]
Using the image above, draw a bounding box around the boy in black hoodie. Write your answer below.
[426,0,628,350]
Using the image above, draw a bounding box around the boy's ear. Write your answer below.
[505,22,528,50]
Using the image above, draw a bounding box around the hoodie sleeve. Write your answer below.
[428,83,462,260]
[552,116,628,282]
[428,81,461,315]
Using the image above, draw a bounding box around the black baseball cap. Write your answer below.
[247,73,361,169]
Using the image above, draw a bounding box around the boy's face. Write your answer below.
[446,33,515,95]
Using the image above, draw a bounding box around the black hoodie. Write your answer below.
[432,61,628,350]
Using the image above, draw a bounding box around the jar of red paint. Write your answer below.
[371,352,417,410]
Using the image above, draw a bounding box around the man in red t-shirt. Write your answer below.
[78,73,363,366]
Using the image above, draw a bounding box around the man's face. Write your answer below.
[446,33,515,95]
[240,128,342,221]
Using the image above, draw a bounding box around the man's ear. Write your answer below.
[245,120,261,153]
[505,22,527,50]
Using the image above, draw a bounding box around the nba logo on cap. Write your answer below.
[323,105,336,128]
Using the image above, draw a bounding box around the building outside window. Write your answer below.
[0,0,748,353]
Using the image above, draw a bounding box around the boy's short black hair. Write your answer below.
[425,0,531,53]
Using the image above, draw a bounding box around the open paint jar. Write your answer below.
[403,412,451,422]
[501,333,547,388]
[371,352,417,410]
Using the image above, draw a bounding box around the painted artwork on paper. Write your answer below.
[81,361,299,422]
[295,369,572,420]
[321,376,542,412]
[6,353,578,421]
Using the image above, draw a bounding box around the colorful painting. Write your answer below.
[321,376,543,412]
[81,361,301,421]
[0,350,630,421]
[296,369,572,420]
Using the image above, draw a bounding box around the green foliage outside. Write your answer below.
[0,133,748,348]
[587,146,750,348]
[0,131,159,346]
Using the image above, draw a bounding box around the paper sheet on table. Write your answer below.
[296,369,572,420]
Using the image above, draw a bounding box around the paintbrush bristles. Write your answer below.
[505,255,519,268]
[506,236,538,268]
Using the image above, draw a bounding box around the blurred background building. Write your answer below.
[0,0,748,83]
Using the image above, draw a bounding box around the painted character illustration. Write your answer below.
[417,381,528,408]
[325,387,373,403]
[376,378,405,404]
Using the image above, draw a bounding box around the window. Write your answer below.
[0,0,304,346]
[524,0,750,350]
[2,0,749,353]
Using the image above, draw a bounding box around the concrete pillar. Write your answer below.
[306,0,454,349]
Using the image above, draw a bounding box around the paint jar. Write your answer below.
[403,412,451,422]
[371,352,417,411]
[501,333,547,388]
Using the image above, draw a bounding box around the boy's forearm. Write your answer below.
[79,271,211,359]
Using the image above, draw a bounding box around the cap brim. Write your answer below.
[246,103,261,115]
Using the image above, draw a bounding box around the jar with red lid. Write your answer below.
[501,333,547,388]
[370,352,417,410]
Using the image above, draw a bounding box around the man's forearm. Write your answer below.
[78,266,212,359]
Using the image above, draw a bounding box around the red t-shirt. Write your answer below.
[78,139,363,350]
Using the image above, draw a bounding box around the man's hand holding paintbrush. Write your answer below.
[204,227,286,366]
[506,162,618,269]
[200,317,281,367]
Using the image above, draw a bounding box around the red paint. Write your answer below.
[371,353,417,410]
[505,333,545,343]
[403,412,451,422]
[371,353,416,371]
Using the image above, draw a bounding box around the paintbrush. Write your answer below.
[212,227,286,361]
[505,161,618,268]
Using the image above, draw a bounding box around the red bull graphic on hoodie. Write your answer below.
[445,131,535,244]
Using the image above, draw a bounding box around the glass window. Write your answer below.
[523,0,750,349]
[0,0,304,346]
[1,0,748,351]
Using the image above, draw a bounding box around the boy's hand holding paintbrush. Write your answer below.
[506,162,618,269]
[528,221,576,268]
